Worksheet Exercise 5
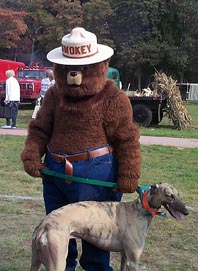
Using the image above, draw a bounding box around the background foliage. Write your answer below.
[0,0,198,89]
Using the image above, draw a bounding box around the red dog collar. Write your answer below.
[142,190,160,217]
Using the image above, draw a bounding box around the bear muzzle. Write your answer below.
[67,71,82,85]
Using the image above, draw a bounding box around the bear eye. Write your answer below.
[81,63,98,71]
[57,65,68,72]
[62,65,68,70]
[81,65,89,71]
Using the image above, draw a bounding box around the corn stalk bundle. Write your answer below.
[153,72,192,130]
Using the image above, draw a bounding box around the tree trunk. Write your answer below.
[30,38,35,65]
[179,69,184,83]
[137,63,141,91]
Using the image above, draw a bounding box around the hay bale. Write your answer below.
[153,72,192,130]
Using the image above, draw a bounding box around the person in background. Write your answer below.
[32,70,55,119]
[40,69,55,103]
[1,69,20,129]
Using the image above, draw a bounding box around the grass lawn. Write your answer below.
[139,101,198,138]
[0,135,197,271]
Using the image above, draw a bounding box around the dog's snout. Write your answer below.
[177,199,189,216]
[70,71,78,77]
[183,207,189,216]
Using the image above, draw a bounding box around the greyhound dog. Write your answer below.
[30,183,189,271]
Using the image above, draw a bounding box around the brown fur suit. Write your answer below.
[21,60,141,192]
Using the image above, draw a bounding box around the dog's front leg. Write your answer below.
[120,252,138,271]
[120,252,127,271]
[126,261,138,271]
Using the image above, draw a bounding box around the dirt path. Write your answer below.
[1,127,198,148]
[140,135,198,148]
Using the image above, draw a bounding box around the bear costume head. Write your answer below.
[47,27,113,100]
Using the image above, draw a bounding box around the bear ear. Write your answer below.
[150,184,159,194]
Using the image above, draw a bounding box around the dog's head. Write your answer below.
[148,183,189,220]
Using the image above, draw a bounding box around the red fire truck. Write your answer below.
[0,60,52,104]
[0,59,25,80]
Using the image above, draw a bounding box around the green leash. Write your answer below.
[40,169,167,217]
[40,169,118,188]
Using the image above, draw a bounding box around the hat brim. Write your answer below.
[47,44,114,65]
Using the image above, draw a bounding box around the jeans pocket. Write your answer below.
[73,153,118,183]
[92,153,112,165]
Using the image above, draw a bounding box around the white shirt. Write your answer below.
[40,78,55,98]
[5,76,20,102]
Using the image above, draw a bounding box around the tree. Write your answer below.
[53,0,83,33]
[23,0,83,64]
[82,0,114,48]
[0,0,83,64]
[24,6,57,64]
[157,0,198,82]
[110,0,162,90]
[0,0,197,82]
[0,8,27,56]
[109,0,198,88]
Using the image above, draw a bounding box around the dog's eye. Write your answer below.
[170,194,175,200]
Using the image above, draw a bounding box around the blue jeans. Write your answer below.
[6,101,19,127]
[43,145,122,271]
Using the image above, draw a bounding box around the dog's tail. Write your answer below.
[30,225,44,271]
[31,223,69,271]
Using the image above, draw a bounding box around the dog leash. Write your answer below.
[40,168,118,188]
[41,169,153,192]
[41,169,165,217]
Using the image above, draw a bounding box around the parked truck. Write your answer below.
[0,60,52,104]
[0,59,25,80]
[127,94,167,127]
[16,64,52,103]
[107,67,167,127]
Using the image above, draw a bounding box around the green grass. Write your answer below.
[139,145,198,204]
[139,101,198,138]
[0,103,34,129]
[0,135,197,271]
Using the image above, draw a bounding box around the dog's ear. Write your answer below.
[150,184,159,194]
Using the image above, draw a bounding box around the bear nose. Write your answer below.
[67,71,82,85]
[70,71,78,77]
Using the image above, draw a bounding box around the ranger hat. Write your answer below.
[47,27,114,65]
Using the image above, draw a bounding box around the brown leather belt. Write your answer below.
[48,145,114,178]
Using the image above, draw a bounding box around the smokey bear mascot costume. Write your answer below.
[21,27,141,271]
